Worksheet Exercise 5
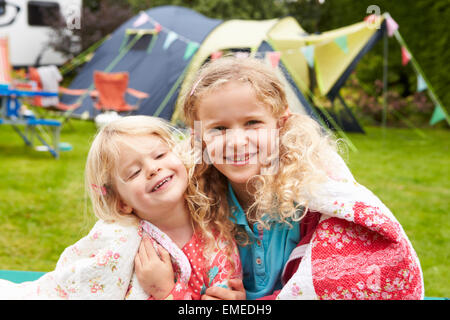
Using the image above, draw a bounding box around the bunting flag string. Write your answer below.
[401,46,411,65]
[334,35,349,54]
[163,31,178,50]
[430,104,446,125]
[416,74,427,92]
[135,11,200,46]
[267,51,281,68]
[300,45,315,67]
[183,42,199,60]
[210,51,223,60]
[131,11,201,60]
[154,23,162,33]
[133,11,150,28]
[386,15,399,37]
[387,12,448,126]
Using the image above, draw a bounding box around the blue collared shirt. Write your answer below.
[227,182,301,300]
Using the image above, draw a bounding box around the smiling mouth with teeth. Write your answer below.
[151,175,173,192]
[224,153,257,164]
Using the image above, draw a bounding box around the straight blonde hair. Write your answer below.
[85,115,239,270]
[85,116,186,226]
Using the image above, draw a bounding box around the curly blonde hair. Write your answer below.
[85,115,238,269]
[181,57,341,237]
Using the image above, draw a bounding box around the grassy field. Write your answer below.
[0,119,448,297]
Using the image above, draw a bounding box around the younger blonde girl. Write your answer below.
[0,116,241,300]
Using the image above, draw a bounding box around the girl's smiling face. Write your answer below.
[196,81,280,189]
[114,134,188,223]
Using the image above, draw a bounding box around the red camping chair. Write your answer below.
[90,71,149,113]
[0,37,12,88]
[27,67,87,112]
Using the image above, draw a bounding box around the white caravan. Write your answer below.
[0,0,81,67]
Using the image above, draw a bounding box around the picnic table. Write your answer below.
[0,87,62,158]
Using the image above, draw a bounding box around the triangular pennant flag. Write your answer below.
[163,31,178,50]
[211,51,223,60]
[430,104,446,125]
[267,51,281,68]
[133,12,150,28]
[364,14,378,24]
[300,45,315,67]
[417,74,427,92]
[183,42,199,60]
[154,23,162,33]
[334,35,349,54]
[401,46,411,66]
[386,15,399,37]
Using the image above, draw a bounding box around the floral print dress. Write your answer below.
[146,229,242,300]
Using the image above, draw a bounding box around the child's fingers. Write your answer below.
[142,235,158,260]
[156,244,171,264]
[136,241,150,269]
[228,278,245,292]
[134,252,142,271]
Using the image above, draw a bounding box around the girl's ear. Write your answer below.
[117,199,133,214]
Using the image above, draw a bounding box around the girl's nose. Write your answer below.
[146,165,161,179]
[226,129,248,148]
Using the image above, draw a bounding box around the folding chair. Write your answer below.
[90,71,149,113]
[27,66,87,112]
[0,37,12,89]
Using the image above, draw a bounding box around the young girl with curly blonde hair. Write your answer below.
[0,116,241,300]
[181,56,424,300]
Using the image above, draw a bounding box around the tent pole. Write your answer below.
[382,25,388,137]
[153,63,190,118]
[337,92,365,134]
[61,33,143,120]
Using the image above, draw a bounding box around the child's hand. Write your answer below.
[134,235,175,299]
[201,278,246,300]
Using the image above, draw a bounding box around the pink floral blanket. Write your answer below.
[0,220,191,299]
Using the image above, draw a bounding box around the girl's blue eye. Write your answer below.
[213,126,227,131]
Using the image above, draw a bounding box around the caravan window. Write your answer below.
[27,1,61,26]
[0,1,5,16]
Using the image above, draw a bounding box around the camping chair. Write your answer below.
[27,66,87,112]
[90,71,149,113]
[0,38,12,89]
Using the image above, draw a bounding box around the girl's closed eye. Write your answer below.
[155,152,166,160]
[246,120,262,126]
[128,168,141,180]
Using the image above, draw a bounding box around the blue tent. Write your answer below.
[61,5,363,134]
[61,5,221,120]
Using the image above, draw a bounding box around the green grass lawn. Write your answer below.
[0,120,448,297]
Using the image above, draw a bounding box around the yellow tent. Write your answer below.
[172,14,384,134]
[267,16,382,97]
